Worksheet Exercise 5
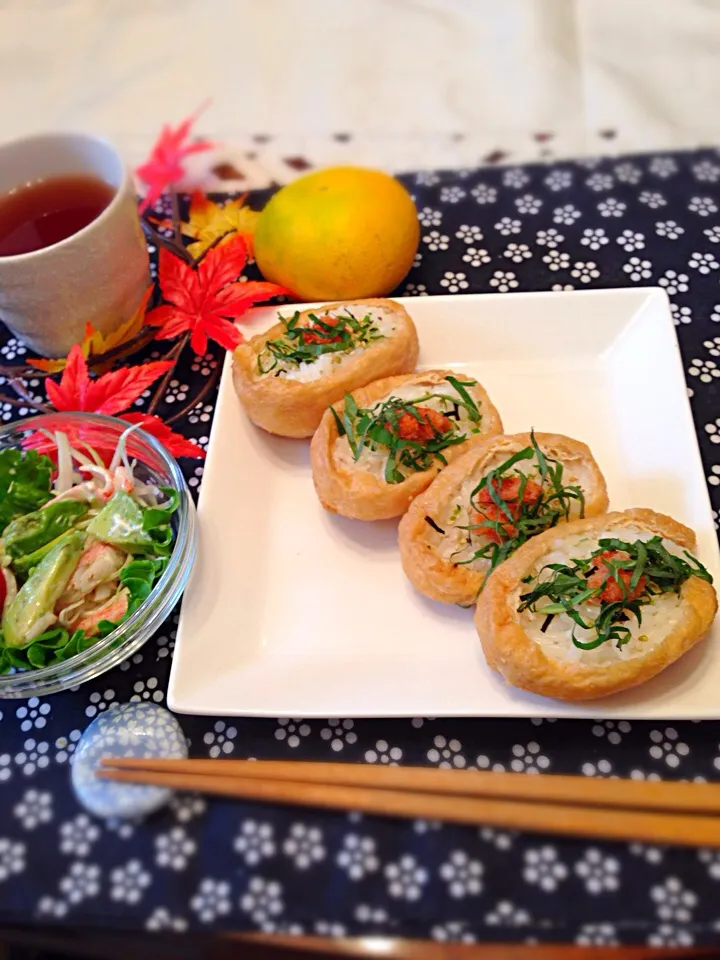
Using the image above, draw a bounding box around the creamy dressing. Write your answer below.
[255,306,398,382]
[512,525,687,665]
[333,380,479,479]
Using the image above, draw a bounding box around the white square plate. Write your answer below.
[168,289,720,719]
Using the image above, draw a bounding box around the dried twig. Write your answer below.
[165,362,221,425]
[146,334,190,416]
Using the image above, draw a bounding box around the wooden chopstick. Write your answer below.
[100,758,720,814]
[97,766,720,847]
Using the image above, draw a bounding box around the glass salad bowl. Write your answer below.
[0,412,197,698]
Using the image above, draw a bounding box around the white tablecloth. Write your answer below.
[2,0,720,187]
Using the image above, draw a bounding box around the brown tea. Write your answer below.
[0,174,115,257]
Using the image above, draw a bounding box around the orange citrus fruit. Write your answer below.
[254,166,419,301]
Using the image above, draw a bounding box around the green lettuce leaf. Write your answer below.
[0,449,53,534]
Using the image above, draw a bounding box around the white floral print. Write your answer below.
[504,243,532,263]
[462,247,491,267]
[570,261,600,283]
[146,907,188,931]
[705,419,720,444]
[59,861,100,904]
[476,753,506,772]
[274,718,311,748]
[427,734,466,769]
[651,876,697,922]
[536,228,563,247]
[13,789,52,830]
[0,338,26,360]
[581,759,613,777]
[510,741,550,773]
[655,219,684,239]
[523,846,568,892]
[471,183,497,204]
[639,191,667,208]
[14,738,50,776]
[37,896,68,919]
[597,198,626,218]
[649,727,690,767]
[85,689,115,719]
[658,270,689,295]
[494,217,522,236]
[422,230,449,252]
[689,251,719,274]
[440,185,465,204]
[320,718,357,751]
[455,224,483,244]
[580,228,608,250]
[240,876,284,926]
[171,793,206,823]
[576,923,618,946]
[110,859,151,904]
[688,195,718,216]
[403,282,428,296]
[155,826,196,870]
[130,677,163,703]
[440,271,469,293]
[614,162,642,184]
[631,843,664,864]
[649,156,678,178]
[364,739,403,764]
[688,358,719,383]
[623,257,652,282]
[385,854,428,901]
[515,193,542,214]
[552,204,581,225]
[485,900,530,926]
[59,814,100,857]
[282,823,325,869]
[203,720,237,757]
[479,827,515,849]
[544,169,572,191]
[0,838,25,881]
[431,921,475,943]
[542,250,570,271]
[592,720,631,745]
[586,172,613,192]
[439,850,483,898]
[15,698,51,732]
[336,834,379,880]
[574,848,621,894]
[418,206,442,227]
[693,159,720,182]
[489,270,518,293]
[616,229,645,252]
[648,925,694,947]
[671,304,692,326]
[191,878,232,923]
[698,847,720,878]
[502,168,529,188]
[234,820,275,866]
[415,171,439,186]
[704,225,720,243]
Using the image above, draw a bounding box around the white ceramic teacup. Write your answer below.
[0,132,150,357]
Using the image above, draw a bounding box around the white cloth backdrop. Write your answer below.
[1,0,720,186]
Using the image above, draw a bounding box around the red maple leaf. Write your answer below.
[146,233,290,355]
[136,102,215,213]
[121,413,205,459]
[45,345,172,415]
[40,346,205,459]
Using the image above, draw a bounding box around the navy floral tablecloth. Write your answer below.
[1,149,720,948]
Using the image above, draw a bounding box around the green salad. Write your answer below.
[0,428,178,674]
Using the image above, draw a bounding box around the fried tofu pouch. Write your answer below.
[233,299,418,438]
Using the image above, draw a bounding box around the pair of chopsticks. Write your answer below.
[99,758,720,847]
